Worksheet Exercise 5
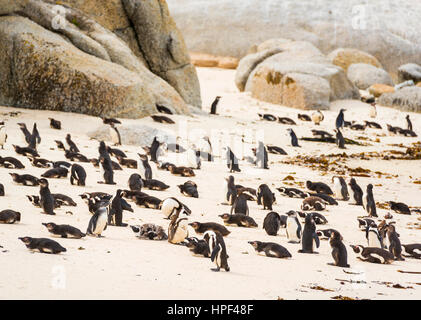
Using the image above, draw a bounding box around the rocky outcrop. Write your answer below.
[190,53,239,69]
[347,63,393,90]
[368,84,395,98]
[237,39,359,110]
[378,87,421,113]
[0,16,188,118]
[167,0,421,79]
[328,48,383,73]
[398,63,421,84]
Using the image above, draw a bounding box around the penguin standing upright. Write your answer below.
[87,204,109,237]
[149,137,161,162]
[224,175,237,205]
[298,213,320,254]
[311,110,324,125]
[137,154,152,180]
[335,129,346,149]
[98,141,115,185]
[287,128,300,147]
[128,173,143,191]
[108,189,133,227]
[109,123,121,146]
[167,205,190,244]
[230,192,249,215]
[225,147,241,172]
[197,136,213,161]
[210,96,221,115]
[369,103,377,118]
[366,225,384,249]
[335,109,346,129]
[255,141,269,169]
[0,125,7,149]
[285,210,302,243]
[70,163,86,186]
[38,178,56,215]
[386,224,404,261]
[32,123,41,145]
[263,211,282,236]
[349,178,363,205]
[332,176,349,200]
[257,184,275,210]
[328,230,350,267]
[363,184,377,217]
[406,115,413,131]
[66,134,79,153]
[18,123,31,144]
[204,230,230,272]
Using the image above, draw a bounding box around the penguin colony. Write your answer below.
[0,101,420,290]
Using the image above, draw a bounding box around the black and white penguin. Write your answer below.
[388,201,411,215]
[128,173,143,191]
[311,110,324,125]
[349,178,363,205]
[402,244,421,259]
[385,224,404,261]
[307,193,338,205]
[349,245,394,264]
[156,104,173,115]
[301,196,327,211]
[362,184,377,217]
[97,141,115,185]
[218,213,257,228]
[28,157,51,168]
[13,145,39,157]
[86,205,109,237]
[38,178,56,215]
[263,212,282,236]
[65,134,79,153]
[328,230,350,267]
[160,197,190,219]
[189,222,230,237]
[203,230,230,272]
[0,156,25,169]
[107,146,126,159]
[53,194,77,207]
[257,184,275,210]
[137,154,152,180]
[298,114,311,122]
[65,150,89,162]
[0,183,3,197]
[332,176,349,200]
[357,218,376,230]
[312,130,333,139]
[278,117,296,125]
[298,213,320,254]
[167,164,195,177]
[255,141,269,169]
[210,96,221,115]
[258,113,277,121]
[224,175,238,205]
[0,125,7,149]
[102,117,121,126]
[9,173,39,186]
[224,146,241,172]
[133,195,162,209]
[185,237,210,257]
[287,128,300,147]
[70,163,86,186]
[366,225,384,249]
[149,137,162,163]
[307,212,328,225]
[108,190,133,227]
[0,210,21,224]
[277,187,307,198]
[316,228,337,240]
[142,178,170,191]
[350,122,366,131]
[335,129,346,149]
[286,210,302,243]
[117,156,137,169]
[364,121,382,129]
[230,192,249,216]
[306,180,333,195]
[248,241,291,258]
[168,214,189,244]
[335,109,346,129]
[266,145,287,155]
[42,222,85,238]
[41,167,68,179]
[109,123,121,146]
[406,115,413,131]
[49,118,61,130]
[18,237,66,254]
[197,136,213,161]
[178,180,199,198]
[17,123,31,144]
[151,115,175,124]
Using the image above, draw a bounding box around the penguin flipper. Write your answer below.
[314,233,320,248]
[210,244,221,262]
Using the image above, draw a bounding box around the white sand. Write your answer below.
[0,67,420,300]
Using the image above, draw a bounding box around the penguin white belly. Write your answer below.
[215,244,222,267]
[172,221,188,243]
[94,213,107,235]
[161,199,179,218]
[333,180,342,199]
[413,249,421,255]
[368,232,381,248]
[43,247,53,253]
[286,220,299,241]
[371,253,385,263]
[109,127,118,144]
[198,139,211,154]
[0,130,6,146]
[138,161,146,178]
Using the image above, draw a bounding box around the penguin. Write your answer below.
[0,125,7,149]
[350,122,366,131]
[9,173,39,186]
[218,213,257,228]
[0,210,21,224]
[210,96,221,115]
[0,156,25,169]
[335,109,346,129]
[186,147,201,169]
[203,230,230,272]
[133,195,162,209]
[224,175,238,205]
[287,128,300,147]
[257,184,275,210]
[70,163,86,186]
[388,201,411,215]
[312,129,333,139]
[277,187,307,198]
[49,118,61,130]
[65,150,89,162]
[178,180,199,198]
[98,156,115,185]
[197,136,213,161]
[142,178,170,191]
[86,205,109,237]
[131,224,168,240]
[402,244,421,259]
[357,218,376,230]
[366,225,384,249]
[0,183,4,196]
[332,176,349,200]
[308,212,328,225]
[306,181,333,195]
[346,179,362,206]
[335,129,346,149]
[38,178,56,215]
[42,222,85,238]
[298,114,311,122]
[307,193,338,205]
[102,117,121,126]
[168,215,189,244]
[53,194,77,207]
[298,213,320,254]
[316,228,337,240]
[116,156,137,169]
[149,137,161,162]
[224,147,241,172]
[108,189,133,227]
[41,167,68,179]
[311,110,324,125]
[167,164,195,177]
[151,115,175,124]
[156,104,173,115]
[248,241,292,258]
[258,113,277,121]
[185,237,210,257]
[301,196,327,211]
[328,230,349,267]
[363,184,377,217]
[364,121,382,129]
[398,128,417,137]
[387,124,400,135]
[369,102,377,118]
[255,141,269,169]
[17,123,31,144]
[406,115,413,131]
[29,157,52,168]
[278,117,296,125]
[160,197,191,219]
[13,145,39,157]
[349,245,394,264]
[122,190,148,200]
[263,212,283,236]
[65,134,79,153]
[55,140,66,150]
[107,147,126,159]
[189,222,230,237]
[18,237,66,254]
[266,145,287,155]
[230,192,249,216]
[137,154,152,180]
[109,123,121,146]
[128,173,143,191]
[385,224,404,261]
[285,210,302,243]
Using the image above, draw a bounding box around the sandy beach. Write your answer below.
[1,67,420,300]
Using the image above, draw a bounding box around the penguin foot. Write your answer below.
[211,268,220,272]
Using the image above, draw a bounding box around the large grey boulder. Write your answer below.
[378,87,421,113]
[347,63,394,90]
[398,63,421,84]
